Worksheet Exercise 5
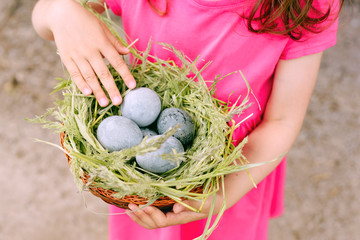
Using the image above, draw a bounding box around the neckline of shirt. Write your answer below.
[191,0,249,8]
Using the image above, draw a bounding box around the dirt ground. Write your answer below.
[0,1,359,240]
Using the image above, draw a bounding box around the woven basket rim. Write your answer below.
[60,132,202,210]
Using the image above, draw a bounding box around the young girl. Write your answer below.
[32,0,343,239]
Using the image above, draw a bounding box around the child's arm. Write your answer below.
[125,52,323,228]
[32,0,136,106]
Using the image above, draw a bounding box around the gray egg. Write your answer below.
[120,87,162,127]
[140,127,158,138]
[136,135,184,173]
[157,107,195,146]
[97,116,143,152]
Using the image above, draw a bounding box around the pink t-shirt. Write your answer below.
[105,0,339,239]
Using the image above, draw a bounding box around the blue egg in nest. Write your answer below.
[136,135,184,174]
[157,107,195,146]
[121,87,162,127]
[97,116,143,152]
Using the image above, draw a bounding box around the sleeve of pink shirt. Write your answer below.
[280,0,340,59]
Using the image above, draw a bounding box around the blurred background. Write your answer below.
[0,1,359,239]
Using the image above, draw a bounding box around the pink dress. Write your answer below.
[104,0,339,239]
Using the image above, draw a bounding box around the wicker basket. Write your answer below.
[60,132,202,211]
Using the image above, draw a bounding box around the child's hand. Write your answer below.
[38,0,136,106]
[125,193,223,229]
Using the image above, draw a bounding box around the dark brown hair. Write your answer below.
[246,0,344,40]
[148,0,344,40]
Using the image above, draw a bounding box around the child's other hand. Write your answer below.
[48,0,136,106]
[125,193,223,229]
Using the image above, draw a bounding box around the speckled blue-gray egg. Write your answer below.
[120,87,161,127]
[97,116,143,152]
[136,135,184,173]
[140,127,158,138]
[157,107,195,146]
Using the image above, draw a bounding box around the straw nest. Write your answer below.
[36,41,254,207]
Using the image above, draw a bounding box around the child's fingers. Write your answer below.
[89,53,122,105]
[142,206,169,228]
[127,204,160,229]
[105,27,131,55]
[103,30,136,89]
[172,201,187,214]
[125,210,152,229]
[173,199,204,214]
[102,45,136,90]
[63,59,92,96]
[165,208,208,226]
[75,58,109,107]
[173,194,223,215]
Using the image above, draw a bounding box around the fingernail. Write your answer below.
[83,88,92,95]
[128,203,136,210]
[173,204,184,213]
[99,97,109,107]
[112,96,122,105]
[128,81,136,89]
[123,47,130,54]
